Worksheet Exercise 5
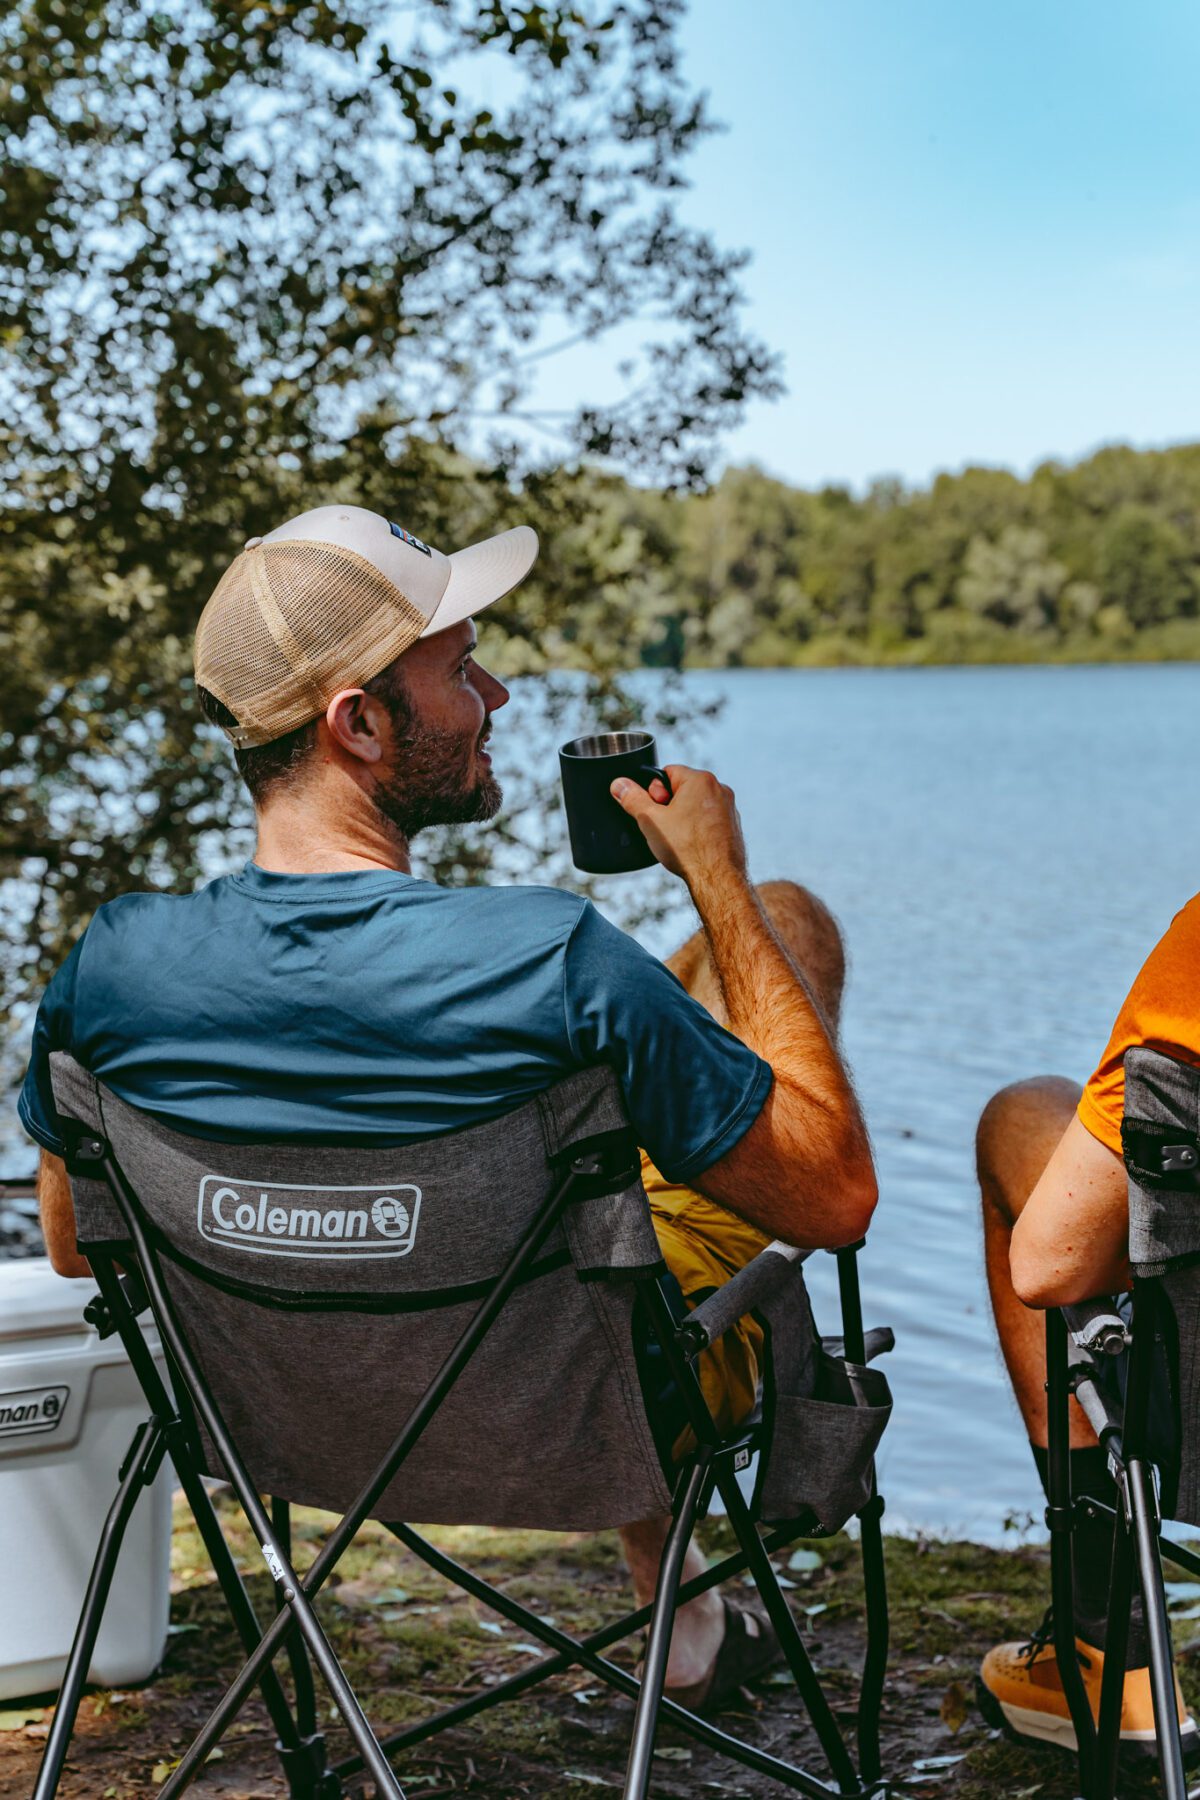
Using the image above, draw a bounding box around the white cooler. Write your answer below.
[0,1258,173,1700]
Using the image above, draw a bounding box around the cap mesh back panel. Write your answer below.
[195,540,427,745]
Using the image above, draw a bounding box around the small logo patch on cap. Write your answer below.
[389,523,432,556]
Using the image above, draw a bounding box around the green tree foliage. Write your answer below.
[958,527,1067,634]
[1095,504,1196,631]
[623,443,1200,669]
[0,0,778,1032]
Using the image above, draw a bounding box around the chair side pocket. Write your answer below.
[759,1351,892,1532]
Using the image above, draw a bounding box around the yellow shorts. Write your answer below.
[641,1148,771,1451]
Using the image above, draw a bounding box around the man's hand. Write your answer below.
[38,1149,92,1279]
[614,762,876,1249]
[610,764,748,888]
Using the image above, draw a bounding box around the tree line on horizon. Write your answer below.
[595,440,1200,670]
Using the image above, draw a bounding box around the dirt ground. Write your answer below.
[4,1494,1198,1800]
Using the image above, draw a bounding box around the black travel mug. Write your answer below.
[559,730,673,874]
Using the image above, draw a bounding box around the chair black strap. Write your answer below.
[1121,1116,1200,1191]
[546,1124,641,1199]
[145,1222,573,1315]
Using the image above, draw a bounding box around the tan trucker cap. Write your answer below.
[194,504,538,748]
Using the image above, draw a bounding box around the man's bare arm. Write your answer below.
[38,1148,92,1278]
[1009,1114,1130,1308]
[612,766,877,1248]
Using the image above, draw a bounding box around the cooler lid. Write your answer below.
[0,1260,97,1342]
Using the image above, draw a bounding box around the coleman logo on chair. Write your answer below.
[197,1176,422,1259]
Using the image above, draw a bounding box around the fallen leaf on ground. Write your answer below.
[0,1708,46,1732]
[939,1680,968,1734]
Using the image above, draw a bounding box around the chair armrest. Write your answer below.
[821,1326,894,1365]
[676,1241,810,1354]
[1060,1299,1127,1445]
[1061,1297,1128,1356]
[1067,1352,1125,1444]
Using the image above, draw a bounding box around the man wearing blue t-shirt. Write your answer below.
[21,502,876,1714]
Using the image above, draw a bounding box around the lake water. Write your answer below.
[4,663,1199,1541]
[631,664,1200,1542]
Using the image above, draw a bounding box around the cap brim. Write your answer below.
[418,524,538,637]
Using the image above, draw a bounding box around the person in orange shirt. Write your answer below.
[974,896,1200,1761]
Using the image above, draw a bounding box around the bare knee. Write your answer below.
[754,880,846,1026]
[977,1075,1081,1225]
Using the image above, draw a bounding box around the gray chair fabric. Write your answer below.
[51,1053,671,1530]
[685,1242,892,1530]
[1122,1046,1200,1526]
[48,1051,890,1536]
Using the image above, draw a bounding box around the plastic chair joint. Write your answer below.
[274,1733,341,1799]
[675,1316,710,1357]
[117,1419,168,1488]
[61,1117,110,1177]
[83,1292,117,1340]
[83,1269,151,1341]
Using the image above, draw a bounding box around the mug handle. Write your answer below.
[640,764,673,799]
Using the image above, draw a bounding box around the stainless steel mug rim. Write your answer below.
[560,730,654,759]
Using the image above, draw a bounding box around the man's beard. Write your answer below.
[371,699,502,842]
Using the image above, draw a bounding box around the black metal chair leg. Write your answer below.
[33,1418,166,1800]
[623,1457,711,1800]
[836,1246,888,1789]
[1045,1309,1098,1793]
[718,1466,859,1795]
[273,1496,319,1740]
[854,1491,888,1788]
[170,1454,303,1755]
[375,1521,851,1798]
[1128,1455,1187,1800]
[1091,1481,1134,1800]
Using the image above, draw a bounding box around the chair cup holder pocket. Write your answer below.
[759,1351,892,1533]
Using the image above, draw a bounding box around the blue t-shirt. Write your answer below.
[19,862,772,1186]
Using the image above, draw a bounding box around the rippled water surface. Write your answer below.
[635,664,1200,1539]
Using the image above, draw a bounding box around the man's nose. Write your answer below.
[475,665,509,711]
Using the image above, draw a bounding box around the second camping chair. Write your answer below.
[1045,1045,1200,1800]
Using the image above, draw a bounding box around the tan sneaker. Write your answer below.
[978,1613,1197,1760]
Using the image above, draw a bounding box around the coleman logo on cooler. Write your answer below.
[0,1384,69,1437]
[197,1176,421,1260]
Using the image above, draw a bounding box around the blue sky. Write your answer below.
[549,0,1200,491]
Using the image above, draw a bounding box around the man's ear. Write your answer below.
[325,688,385,764]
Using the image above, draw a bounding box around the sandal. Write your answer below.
[661,1595,784,1716]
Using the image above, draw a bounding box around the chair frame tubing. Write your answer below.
[1046,1282,1189,1800]
[35,1137,890,1800]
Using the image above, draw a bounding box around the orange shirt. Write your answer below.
[1078,893,1200,1155]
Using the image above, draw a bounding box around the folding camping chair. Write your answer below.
[1045,1045,1200,1800]
[34,1050,894,1800]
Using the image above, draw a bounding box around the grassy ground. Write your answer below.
[3,1496,1197,1800]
